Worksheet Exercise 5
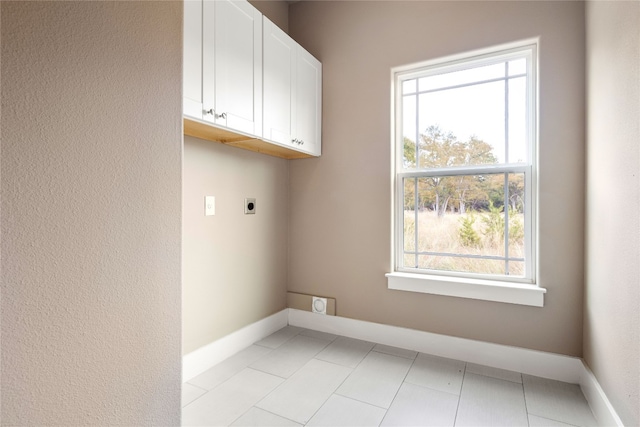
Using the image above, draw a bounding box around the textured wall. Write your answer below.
[182,137,289,354]
[288,0,586,356]
[1,2,182,425]
[584,1,640,425]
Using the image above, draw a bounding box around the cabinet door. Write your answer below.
[183,0,203,119]
[295,47,322,156]
[203,0,262,136]
[262,17,296,147]
[215,0,262,135]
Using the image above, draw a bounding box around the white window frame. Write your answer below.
[387,39,545,307]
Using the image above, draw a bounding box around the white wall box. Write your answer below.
[263,17,322,157]
[183,0,322,159]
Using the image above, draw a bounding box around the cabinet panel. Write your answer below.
[263,18,295,146]
[263,17,322,156]
[202,0,262,135]
[201,0,215,123]
[213,0,262,136]
[295,49,322,156]
[183,0,203,119]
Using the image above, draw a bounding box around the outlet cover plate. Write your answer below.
[312,297,327,315]
[244,198,256,214]
[205,196,215,216]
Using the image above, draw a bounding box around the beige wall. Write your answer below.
[250,0,289,33]
[584,1,640,426]
[182,138,289,354]
[1,2,182,425]
[288,1,586,356]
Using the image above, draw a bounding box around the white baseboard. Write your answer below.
[288,309,623,426]
[182,308,622,426]
[288,309,582,382]
[182,309,288,382]
[579,361,624,427]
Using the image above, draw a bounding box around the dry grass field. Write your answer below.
[403,210,525,276]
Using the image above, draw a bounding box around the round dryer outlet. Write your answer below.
[312,297,327,315]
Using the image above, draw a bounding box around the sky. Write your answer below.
[401,57,530,165]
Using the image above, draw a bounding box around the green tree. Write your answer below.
[418,126,458,216]
[403,137,417,168]
[454,136,498,213]
[459,213,481,247]
[508,174,525,213]
[410,126,498,217]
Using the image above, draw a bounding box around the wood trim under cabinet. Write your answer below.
[183,117,313,160]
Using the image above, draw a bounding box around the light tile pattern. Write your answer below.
[256,359,352,424]
[372,343,418,360]
[336,351,413,408]
[182,327,598,426]
[307,394,386,426]
[528,414,580,427]
[188,345,272,391]
[298,328,338,342]
[404,352,466,395]
[181,383,207,408]
[315,336,375,368]
[230,407,302,427]
[381,382,458,426]
[250,334,332,378]
[523,374,598,426]
[254,326,304,349]
[182,368,283,426]
[455,372,528,426]
[466,362,522,383]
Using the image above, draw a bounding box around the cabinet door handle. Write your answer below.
[204,109,226,120]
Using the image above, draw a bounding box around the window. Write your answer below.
[389,41,543,306]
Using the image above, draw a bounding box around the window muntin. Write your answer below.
[401,172,527,276]
[393,44,536,283]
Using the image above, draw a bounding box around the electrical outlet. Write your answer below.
[244,198,256,214]
[205,196,215,216]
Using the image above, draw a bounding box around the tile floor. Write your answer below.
[182,326,598,427]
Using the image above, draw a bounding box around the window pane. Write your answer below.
[403,253,417,269]
[508,58,526,76]
[505,172,526,274]
[508,76,527,163]
[401,173,526,277]
[417,255,508,275]
[403,178,417,253]
[402,79,417,95]
[507,261,525,276]
[402,95,417,167]
[418,80,505,167]
[418,62,505,92]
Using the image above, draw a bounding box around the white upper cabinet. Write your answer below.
[183,1,321,158]
[262,17,296,147]
[204,0,262,136]
[263,17,322,157]
[183,0,204,119]
[184,0,262,137]
[294,48,322,156]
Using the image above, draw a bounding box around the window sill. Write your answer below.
[386,272,545,307]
